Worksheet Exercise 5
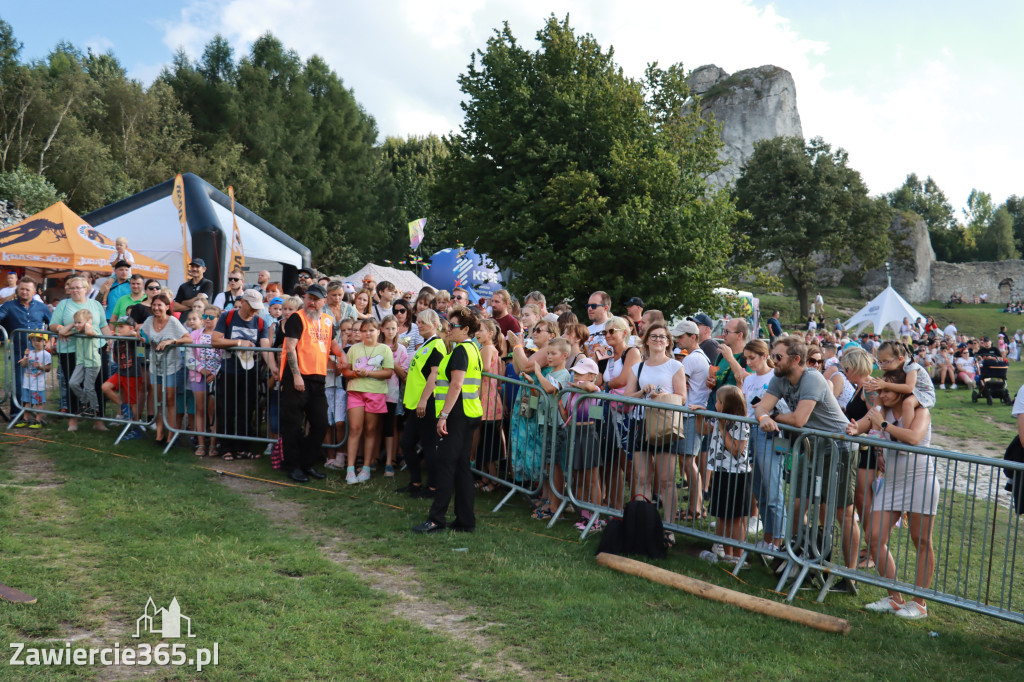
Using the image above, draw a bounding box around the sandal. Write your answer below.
[221,452,237,461]
[532,507,553,520]
[194,446,206,457]
[664,531,676,548]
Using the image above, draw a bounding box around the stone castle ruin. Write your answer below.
[691,64,1017,305]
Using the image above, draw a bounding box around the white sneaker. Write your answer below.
[263,442,274,456]
[747,517,761,536]
[864,596,904,613]
[324,460,344,471]
[356,468,371,483]
[712,543,726,558]
[939,384,946,390]
[894,601,928,620]
[345,470,358,485]
[699,550,719,564]
[951,385,958,390]
[754,540,774,553]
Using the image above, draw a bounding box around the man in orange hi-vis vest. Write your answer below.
[280,283,345,482]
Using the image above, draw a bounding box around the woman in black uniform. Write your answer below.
[413,308,483,533]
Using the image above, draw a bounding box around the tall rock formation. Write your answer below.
[689,64,803,189]
[860,212,935,303]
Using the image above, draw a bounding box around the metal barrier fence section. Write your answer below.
[6,327,154,443]
[471,372,548,511]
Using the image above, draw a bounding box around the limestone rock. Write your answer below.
[861,212,934,303]
[0,199,29,226]
[690,64,804,189]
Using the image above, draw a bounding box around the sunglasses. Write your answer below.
[586,303,607,310]
[395,309,407,314]
[807,357,822,365]
[202,314,217,320]
[450,323,464,329]
[298,275,312,280]
[228,277,242,282]
[146,285,160,290]
[771,353,787,362]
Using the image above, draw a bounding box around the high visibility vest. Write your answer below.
[434,341,483,418]
[280,311,333,380]
[404,336,446,411]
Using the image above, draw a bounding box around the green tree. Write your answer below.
[976,205,1019,261]
[432,15,737,314]
[1003,195,1024,257]
[734,136,891,318]
[885,173,967,261]
[0,164,64,212]
[382,134,449,258]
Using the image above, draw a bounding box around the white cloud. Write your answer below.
[84,36,115,55]
[155,0,1021,211]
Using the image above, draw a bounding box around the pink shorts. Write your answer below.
[347,390,387,414]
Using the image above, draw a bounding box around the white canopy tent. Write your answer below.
[345,263,431,295]
[843,286,924,335]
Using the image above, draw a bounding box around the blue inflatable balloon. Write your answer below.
[423,248,503,298]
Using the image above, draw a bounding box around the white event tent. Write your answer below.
[345,263,431,295]
[842,286,924,335]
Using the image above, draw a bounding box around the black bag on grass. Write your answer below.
[596,499,666,560]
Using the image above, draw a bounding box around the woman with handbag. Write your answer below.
[622,322,687,525]
[596,316,642,510]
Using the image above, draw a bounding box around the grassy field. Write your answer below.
[1,423,1023,681]
[2,297,1024,680]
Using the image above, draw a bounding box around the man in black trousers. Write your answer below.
[280,284,344,482]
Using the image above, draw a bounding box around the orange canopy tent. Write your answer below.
[0,202,169,279]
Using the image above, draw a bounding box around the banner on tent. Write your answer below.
[228,186,245,273]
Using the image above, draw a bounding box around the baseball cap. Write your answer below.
[240,289,264,310]
[690,312,713,328]
[115,316,136,327]
[190,258,206,268]
[625,296,644,308]
[671,319,699,336]
[297,267,315,277]
[343,282,356,294]
[569,357,600,375]
[305,284,327,299]
[268,297,284,306]
[113,259,131,269]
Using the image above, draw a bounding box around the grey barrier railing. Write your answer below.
[5,327,154,443]
[547,383,1024,624]
[469,371,548,511]
[154,344,349,457]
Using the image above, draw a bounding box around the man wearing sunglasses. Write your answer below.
[754,336,861,582]
[174,258,215,313]
[585,290,612,356]
[213,268,247,311]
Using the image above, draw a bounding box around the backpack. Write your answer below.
[596,499,667,560]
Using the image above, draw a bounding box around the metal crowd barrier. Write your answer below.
[784,425,1024,624]
[156,344,348,457]
[545,385,1024,625]
[470,371,548,511]
[5,327,154,443]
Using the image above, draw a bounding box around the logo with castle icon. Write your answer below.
[134,597,196,639]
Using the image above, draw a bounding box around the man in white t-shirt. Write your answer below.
[213,268,246,310]
[585,290,612,357]
[943,322,957,339]
[0,270,17,303]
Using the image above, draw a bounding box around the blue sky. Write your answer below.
[3,1,1021,212]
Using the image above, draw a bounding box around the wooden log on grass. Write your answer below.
[596,552,849,635]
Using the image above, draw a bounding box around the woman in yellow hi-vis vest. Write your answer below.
[413,307,483,533]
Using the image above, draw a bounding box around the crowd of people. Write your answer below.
[2,255,1019,621]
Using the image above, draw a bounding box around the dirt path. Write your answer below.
[217,471,537,682]
[926,431,1013,510]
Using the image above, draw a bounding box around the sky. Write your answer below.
[2,0,1021,213]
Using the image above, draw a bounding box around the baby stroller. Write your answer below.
[972,356,1012,405]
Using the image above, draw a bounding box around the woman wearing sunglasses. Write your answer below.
[127,279,162,326]
[393,299,422,352]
